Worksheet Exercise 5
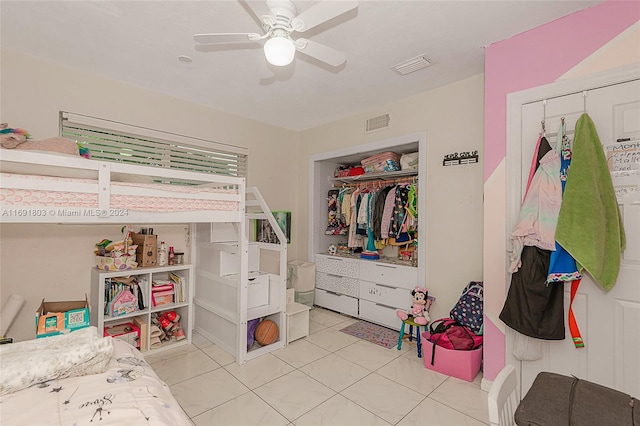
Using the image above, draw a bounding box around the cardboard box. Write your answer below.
[104,322,140,348]
[36,296,90,338]
[421,332,483,382]
[132,233,157,267]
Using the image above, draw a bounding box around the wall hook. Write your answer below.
[583,90,588,113]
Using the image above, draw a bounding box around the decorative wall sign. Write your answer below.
[442,150,479,166]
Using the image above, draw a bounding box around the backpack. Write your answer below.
[450,281,484,335]
[427,318,483,366]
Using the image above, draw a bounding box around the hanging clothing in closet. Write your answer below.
[325,189,348,235]
[337,182,417,250]
[372,186,393,241]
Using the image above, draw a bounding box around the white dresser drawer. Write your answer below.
[314,289,358,317]
[315,254,359,278]
[359,299,402,331]
[316,272,359,297]
[358,280,410,309]
[359,262,417,288]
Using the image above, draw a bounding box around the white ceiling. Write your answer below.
[1,0,603,132]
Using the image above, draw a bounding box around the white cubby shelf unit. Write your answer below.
[90,264,193,353]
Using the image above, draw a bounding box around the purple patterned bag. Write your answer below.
[449,281,483,335]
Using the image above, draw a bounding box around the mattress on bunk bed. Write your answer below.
[0,172,239,212]
[0,336,191,426]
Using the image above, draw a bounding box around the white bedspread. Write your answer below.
[0,327,113,396]
[0,337,190,425]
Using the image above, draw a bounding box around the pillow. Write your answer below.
[13,137,80,156]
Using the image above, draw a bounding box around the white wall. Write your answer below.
[0,50,300,342]
[1,50,486,339]
[298,74,485,322]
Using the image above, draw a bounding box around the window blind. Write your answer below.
[60,112,248,178]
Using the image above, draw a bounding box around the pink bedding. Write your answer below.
[0,173,238,212]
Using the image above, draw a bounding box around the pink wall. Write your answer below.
[483,1,640,381]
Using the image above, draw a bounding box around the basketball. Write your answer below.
[254,319,279,346]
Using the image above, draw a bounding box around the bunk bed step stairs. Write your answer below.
[193,187,288,365]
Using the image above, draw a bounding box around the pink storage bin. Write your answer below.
[421,332,483,382]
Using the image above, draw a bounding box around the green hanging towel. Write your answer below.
[555,113,625,291]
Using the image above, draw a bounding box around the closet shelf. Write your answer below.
[333,169,417,183]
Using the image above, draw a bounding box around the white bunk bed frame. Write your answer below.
[0,149,245,224]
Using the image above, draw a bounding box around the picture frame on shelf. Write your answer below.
[256,211,291,244]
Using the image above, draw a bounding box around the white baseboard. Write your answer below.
[481,377,493,392]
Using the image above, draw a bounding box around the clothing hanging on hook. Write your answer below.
[526,123,553,200]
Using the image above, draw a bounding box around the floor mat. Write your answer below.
[340,321,400,349]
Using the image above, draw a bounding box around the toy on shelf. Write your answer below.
[150,310,185,347]
[396,286,430,325]
[94,227,138,270]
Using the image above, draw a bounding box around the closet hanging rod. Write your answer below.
[333,175,417,189]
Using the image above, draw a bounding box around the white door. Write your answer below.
[515,78,640,397]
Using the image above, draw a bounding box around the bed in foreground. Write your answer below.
[0,328,190,425]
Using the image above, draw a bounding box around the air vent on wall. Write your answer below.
[391,54,433,76]
[365,113,391,133]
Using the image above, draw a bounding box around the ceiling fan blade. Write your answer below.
[291,0,358,32]
[242,0,276,26]
[295,38,346,67]
[194,33,261,44]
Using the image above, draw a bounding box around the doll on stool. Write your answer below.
[396,287,430,325]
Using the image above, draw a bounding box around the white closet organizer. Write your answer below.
[0,148,247,356]
[194,187,287,365]
[309,132,427,330]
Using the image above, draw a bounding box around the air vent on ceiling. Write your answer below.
[365,113,391,133]
[392,55,433,76]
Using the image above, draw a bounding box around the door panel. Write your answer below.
[517,78,640,398]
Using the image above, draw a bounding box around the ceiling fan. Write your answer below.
[194,0,358,67]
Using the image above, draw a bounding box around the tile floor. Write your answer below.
[145,307,489,425]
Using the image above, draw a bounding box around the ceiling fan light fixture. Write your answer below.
[264,36,295,66]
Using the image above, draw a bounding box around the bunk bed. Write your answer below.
[0,149,245,224]
[0,147,249,424]
[1,145,288,365]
